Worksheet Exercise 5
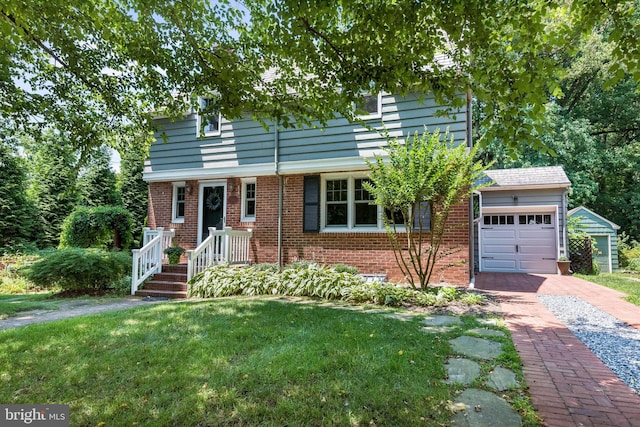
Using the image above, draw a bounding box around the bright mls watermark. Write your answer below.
[1,405,69,426]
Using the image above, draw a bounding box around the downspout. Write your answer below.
[466,87,475,288]
[275,122,283,269]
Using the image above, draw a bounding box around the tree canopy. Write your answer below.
[2,0,639,151]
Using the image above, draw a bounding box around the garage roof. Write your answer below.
[479,166,571,191]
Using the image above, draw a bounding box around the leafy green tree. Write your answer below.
[23,129,80,248]
[365,129,488,289]
[2,1,639,152]
[78,146,120,208]
[118,143,149,246]
[0,128,37,254]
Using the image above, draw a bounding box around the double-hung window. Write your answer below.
[317,174,430,232]
[196,97,221,137]
[322,175,381,230]
[241,178,256,222]
[172,182,186,223]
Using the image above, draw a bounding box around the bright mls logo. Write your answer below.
[1,405,69,426]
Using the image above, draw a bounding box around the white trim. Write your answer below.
[278,157,372,175]
[591,233,613,273]
[143,163,276,182]
[568,206,620,230]
[482,205,558,214]
[240,177,257,223]
[319,173,389,232]
[171,181,186,223]
[197,181,227,245]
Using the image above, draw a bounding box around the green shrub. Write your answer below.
[189,262,485,308]
[332,264,359,274]
[22,248,132,291]
[618,233,640,269]
[59,206,133,250]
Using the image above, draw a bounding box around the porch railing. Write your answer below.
[131,227,175,294]
[187,227,253,282]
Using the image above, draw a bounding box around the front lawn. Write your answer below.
[0,298,538,426]
[575,272,640,306]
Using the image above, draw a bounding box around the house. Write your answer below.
[135,91,573,296]
[475,166,572,275]
[568,206,620,273]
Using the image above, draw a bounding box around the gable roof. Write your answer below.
[568,206,620,230]
[479,166,571,192]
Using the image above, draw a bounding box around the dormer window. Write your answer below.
[197,97,221,137]
[355,92,382,119]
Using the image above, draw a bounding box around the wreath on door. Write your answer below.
[206,192,222,211]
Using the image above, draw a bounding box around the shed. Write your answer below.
[568,206,620,273]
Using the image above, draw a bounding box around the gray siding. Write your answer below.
[145,93,467,176]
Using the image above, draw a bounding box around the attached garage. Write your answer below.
[476,167,571,274]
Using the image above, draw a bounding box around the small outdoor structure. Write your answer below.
[568,206,620,273]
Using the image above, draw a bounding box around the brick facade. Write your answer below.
[148,174,470,285]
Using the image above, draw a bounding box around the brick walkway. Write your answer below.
[475,273,640,427]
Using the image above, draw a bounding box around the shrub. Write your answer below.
[189,262,485,308]
[618,233,640,270]
[22,248,132,291]
[59,206,133,250]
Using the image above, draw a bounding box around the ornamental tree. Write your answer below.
[365,129,489,289]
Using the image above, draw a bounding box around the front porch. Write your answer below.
[131,226,253,298]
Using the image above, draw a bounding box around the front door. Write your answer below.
[201,184,225,242]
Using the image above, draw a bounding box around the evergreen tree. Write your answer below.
[23,129,80,248]
[0,134,37,253]
[78,146,121,207]
[118,143,148,247]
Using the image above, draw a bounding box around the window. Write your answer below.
[354,178,377,226]
[355,93,382,119]
[196,97,221,136]
[241,178,256,222]
[172,182,186,223]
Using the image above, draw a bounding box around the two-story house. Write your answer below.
[135,91,572,297]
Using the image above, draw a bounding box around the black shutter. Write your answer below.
[303,175,320,233]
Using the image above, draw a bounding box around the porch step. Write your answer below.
[135,263,188,299]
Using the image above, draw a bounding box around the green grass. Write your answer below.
[0,298,539,426]
[0,293,59,319]
[575,272,640,306]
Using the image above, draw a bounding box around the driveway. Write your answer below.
[475,273,640,427]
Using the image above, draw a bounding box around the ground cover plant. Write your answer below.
[0,298,539,426]
[188,262,484,308]
[575,273,640,306]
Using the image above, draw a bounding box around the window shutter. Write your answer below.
[303,175,320,233]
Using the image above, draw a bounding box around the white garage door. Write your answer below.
[480,213,558,273]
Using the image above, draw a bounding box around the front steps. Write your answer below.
[135,264,188,299]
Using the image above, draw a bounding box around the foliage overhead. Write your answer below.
[1,0,639,151]
[365,129,489,289]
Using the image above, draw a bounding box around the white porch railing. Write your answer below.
[142,227,175,262]
[131,227,175,294]
[187,227,253,281]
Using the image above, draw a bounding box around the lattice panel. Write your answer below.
[569,237,593,274]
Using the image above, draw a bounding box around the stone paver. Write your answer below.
[451,389,522,427]
[476,273,640,427]
[422,314,463,326]
[444,358,481,385]
[449,336,503,360]
[487,366,518,391]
